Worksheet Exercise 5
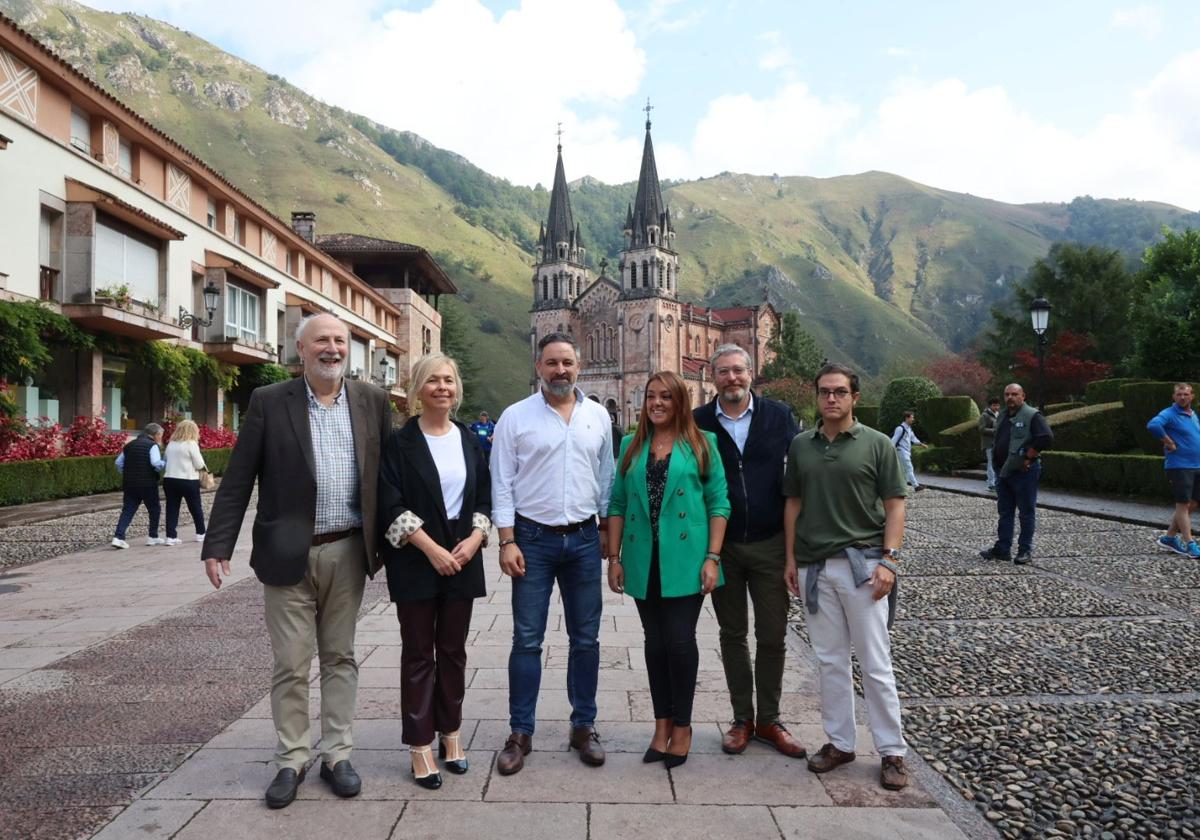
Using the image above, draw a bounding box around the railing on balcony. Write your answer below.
[39,266,59,301]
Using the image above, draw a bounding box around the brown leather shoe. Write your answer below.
[806,742,856,773]
[880,755,909,790]
[569,726,606,766]
[721,719,754,755]
[753,721,807,759]
[497,733,531,776]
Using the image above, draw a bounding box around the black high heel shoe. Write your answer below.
[663,726,692,769]
[411,746,442,789]
[439,731,469,774]
[643,746,667,763]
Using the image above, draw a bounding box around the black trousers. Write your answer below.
[114,486,160,539]
[634,543,705,726]
[163,477,206,538]
[396,596,474,746]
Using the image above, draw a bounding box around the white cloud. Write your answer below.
[1110,4,1163,38]
[633,0,705,34]
[883,46,913,58]
[757,31,795,71]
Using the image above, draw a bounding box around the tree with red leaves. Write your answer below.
[921,355,992,405]
[1013,330,1111,404]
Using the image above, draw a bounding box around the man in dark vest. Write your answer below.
[979,383,1053,565]
[694,344,806,759]
[111,422,166,549]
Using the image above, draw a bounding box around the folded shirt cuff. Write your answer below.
[385,510,424,549]
[472,512,492,546]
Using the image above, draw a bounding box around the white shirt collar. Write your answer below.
[716,393,754,421]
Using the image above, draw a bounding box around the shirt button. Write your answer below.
[680,532,688,540]
[678,511,686,518]
[676,489,684,496]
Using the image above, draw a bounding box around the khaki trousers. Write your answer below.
[263,532,367,770]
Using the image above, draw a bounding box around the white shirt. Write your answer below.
[424,426,467,520]
[716,393,755,455]
[491,387,615,528]
[163,440,206,480]
[891,423,922,454]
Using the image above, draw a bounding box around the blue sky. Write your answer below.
[88,0,1200,208]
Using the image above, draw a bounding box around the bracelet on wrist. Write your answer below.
[499,538,516,548]
[607,555,622,564]
[704,552,721,564]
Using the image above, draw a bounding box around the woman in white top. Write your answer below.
[163,419,208,545]
[378,354,491,790]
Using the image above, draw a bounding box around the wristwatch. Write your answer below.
[881,548,902,562]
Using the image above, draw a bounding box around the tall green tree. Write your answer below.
[978,242,1135,375]
[760,311,823,382]
[437,296,483,417]
[1130,228,1200,379]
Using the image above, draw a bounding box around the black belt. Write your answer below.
[312,527,359,546]
[516,514,593,534]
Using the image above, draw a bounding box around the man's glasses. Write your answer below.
[817,388,852,399]
[715,367,748,377]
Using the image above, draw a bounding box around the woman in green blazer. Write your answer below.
[607,371,730,768]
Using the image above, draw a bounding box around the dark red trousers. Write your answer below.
[396,598,474,746]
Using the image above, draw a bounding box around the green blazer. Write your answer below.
[608,431,731,599]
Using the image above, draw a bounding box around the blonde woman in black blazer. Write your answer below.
[378,354,491,790]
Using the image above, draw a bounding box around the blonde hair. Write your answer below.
[171,419,200,444]
[409,353,463,416]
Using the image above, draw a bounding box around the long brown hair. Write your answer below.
[619,371,709,477]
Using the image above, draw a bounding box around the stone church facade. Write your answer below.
[529,116,778,426]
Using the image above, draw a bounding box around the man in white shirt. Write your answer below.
[890,411,927,492]
[491,332,615,775]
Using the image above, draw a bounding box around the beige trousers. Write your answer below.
[263,532,367,770]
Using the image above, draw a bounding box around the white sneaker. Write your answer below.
[111,537,129,549]
[195,533,206,543]
[164,537,183,546]
[146,537,165,546]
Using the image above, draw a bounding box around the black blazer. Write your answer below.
[378,418,490,603]
[204,377,394,586]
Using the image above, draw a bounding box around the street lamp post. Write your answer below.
[1029,297,1051,412]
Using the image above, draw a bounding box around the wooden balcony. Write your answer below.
[202,339,276,365]
[62,300,186,341]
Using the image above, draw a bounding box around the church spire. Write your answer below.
[628,99,671,249]
[542,128,577,260]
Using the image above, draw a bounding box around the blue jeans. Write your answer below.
[509,517,603,735]
[115,486,161,539]
[994,463,1040,555]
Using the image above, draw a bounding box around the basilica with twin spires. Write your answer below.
[529,110,778,426]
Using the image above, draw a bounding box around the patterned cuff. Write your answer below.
[472,512,492,547]
[385,511,424,549]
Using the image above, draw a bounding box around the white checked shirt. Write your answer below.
[305,378,361,534]
[716,393,755,454]
[490,387,615,529]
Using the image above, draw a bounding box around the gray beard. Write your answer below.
[308,358,346,382]
[543,379,574,398]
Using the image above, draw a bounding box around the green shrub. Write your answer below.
[855,405,880,430]
[1120,381,1200,454]
[880,377,941,440]
[0,447,234,506]
[1044,401,1085,415]
[935,418,985,466]
[911,446,965,474]
[1084,378,1147,405]
[1046,402,1132,454]
[916,396,979,440]
[1040,452,1169,500]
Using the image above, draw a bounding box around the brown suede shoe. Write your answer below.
[721,719,754,755]
[806,742,856,773]
[569,726,606,766]
[753,722,807,759]
[880,755,909,790]
[497,733,531,776]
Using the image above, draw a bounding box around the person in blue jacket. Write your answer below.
[1147,383,1200,558]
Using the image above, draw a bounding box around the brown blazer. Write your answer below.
[203,376,393,586]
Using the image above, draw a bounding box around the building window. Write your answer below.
[541,277,548,300]
[39,206,64,301]
[225,283,261,343]
[70,106,90,153]
[95,216,159,305]
[553,277,559,298]
[118,138,133,179]
[421,326,432,355]
[349,339,368,379]
[666,263,672,291]
[642,261,649,288]
[630,262,637,286]
[206,198,217,229]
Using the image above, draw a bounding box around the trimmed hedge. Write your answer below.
[855,405,880,430]
[1040,451,1169,500]
[933,418,985,468]
[1044,401,1085,415]
[1084,378,1148,405]
[0,447,233,507]
[1120,381,1200,455]
[912,445,971,474]
[916,396,979,440]
[880,377,941,440]
[1046,402,1132,454]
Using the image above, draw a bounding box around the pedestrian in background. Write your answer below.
[468,411,495,463]
[162,419,208,546]
[890,411,927,492]
[979,396,1000,492]
[111,422,166,549]
[608,370,728,769]
[1147,383,1200,558]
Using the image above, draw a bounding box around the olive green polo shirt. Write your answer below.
[782,421,907,565]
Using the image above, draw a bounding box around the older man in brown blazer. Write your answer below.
[204,312,392,809]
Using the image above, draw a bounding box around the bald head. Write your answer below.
[1003,383,1026,413]
[297,313,349,384]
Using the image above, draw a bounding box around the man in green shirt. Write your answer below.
[783,363,910,791]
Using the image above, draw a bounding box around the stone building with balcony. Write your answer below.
[0,12,451,430]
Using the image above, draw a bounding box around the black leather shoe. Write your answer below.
[265,766,305,809]
[642,746,666,763]
[979,547,1011,562]
[439,733,469,774]
[1014,550,1032,565]
[319,760,361,798]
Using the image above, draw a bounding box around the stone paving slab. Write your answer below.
[590,803,782,839]
[483,751,675,804]
[171,800,402,840]
[671,752,832,806]
[88,799,207,840]
[392,801,586,840]
[773,806,969,839]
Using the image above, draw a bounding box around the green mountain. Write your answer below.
[6,0,1198,409]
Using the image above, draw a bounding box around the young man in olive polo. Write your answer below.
[783,363,910,791]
